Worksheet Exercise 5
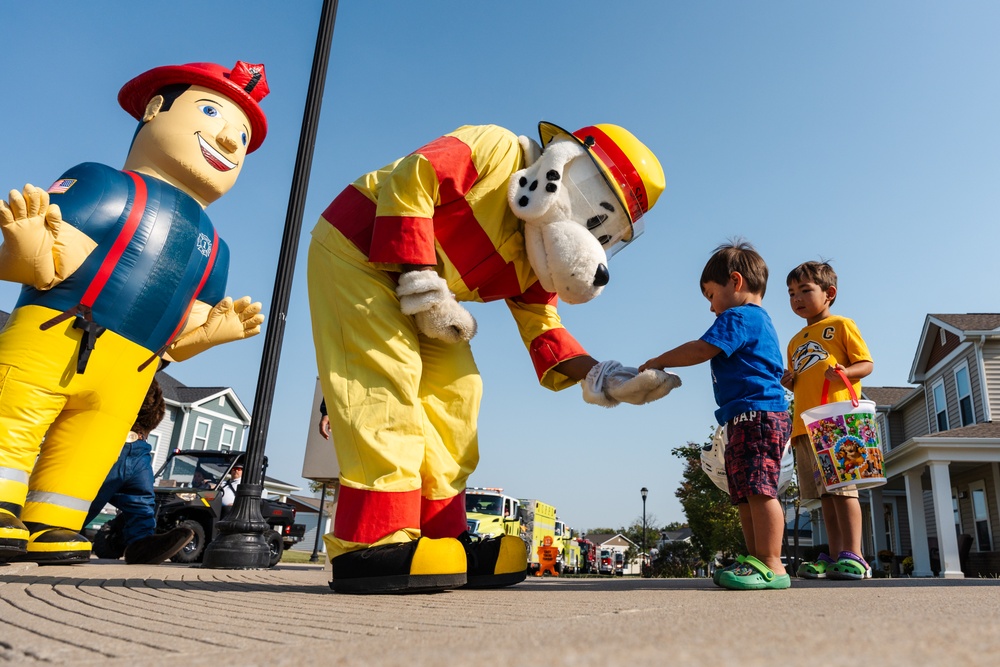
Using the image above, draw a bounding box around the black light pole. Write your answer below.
[640,487,648,567]
[203,0,340,568]
[309,483,328,563]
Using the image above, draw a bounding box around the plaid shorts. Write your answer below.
[725,410,791,504]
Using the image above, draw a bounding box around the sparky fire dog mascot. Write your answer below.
[0,62,268,564]
[308,121,680,594]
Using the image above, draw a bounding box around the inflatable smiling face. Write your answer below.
[508,123,664,305]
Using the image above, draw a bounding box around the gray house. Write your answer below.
[151,371,252,471]
[151,371,300,500]
[806,313,1000,578]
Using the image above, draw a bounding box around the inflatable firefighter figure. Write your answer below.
[0,61,268,564]
[309,121,680,594]
[536,535,560,577]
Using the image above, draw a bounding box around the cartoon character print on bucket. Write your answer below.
[800,368,886,492]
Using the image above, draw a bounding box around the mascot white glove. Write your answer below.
[396,270,477,343]
[582,360,682,407]
[166,296,264,361]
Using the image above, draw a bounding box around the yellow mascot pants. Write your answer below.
[0,305,156,531]
[308,222,482,560]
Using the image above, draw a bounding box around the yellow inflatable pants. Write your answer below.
[0,305,156,532]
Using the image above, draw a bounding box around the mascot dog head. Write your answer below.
[508,123,664,304]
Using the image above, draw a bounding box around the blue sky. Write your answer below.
[2,1,998,531]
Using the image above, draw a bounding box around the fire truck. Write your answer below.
[465,487,521,538]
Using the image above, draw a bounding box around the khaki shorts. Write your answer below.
[792,435,859,500]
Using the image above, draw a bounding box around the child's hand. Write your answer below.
[638,358,661,373]
[824,364,848,384]
[780,369,795,390]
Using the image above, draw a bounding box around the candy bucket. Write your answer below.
[799,371,886,492]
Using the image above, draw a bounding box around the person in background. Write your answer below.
[84,378,194,564]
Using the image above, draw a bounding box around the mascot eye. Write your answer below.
[586,214,609,230]
[600,202,616,212]
[241,132,248,146]
[199,105,220,118]
[598,235,612,245]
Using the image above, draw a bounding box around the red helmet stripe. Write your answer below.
[573,125,648,222]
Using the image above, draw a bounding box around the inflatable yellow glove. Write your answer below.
[165,296,264,361]
[0,184,96,289]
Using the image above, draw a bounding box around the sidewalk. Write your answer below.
[2,558,999,666]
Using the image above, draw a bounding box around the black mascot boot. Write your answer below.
[0,509,29,561]
[460,531,528,588]
[13,525,91,565]
[124,526,196,565]
[330,536,466,594]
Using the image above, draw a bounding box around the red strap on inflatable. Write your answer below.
[40,171,148,332]
[821,367,860,407]
[81,172,147,307]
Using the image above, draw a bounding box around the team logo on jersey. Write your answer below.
[790,340,829,374]
[196,233,213,257]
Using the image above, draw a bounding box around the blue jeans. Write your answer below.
[84,440,156,545]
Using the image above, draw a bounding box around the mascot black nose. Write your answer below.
[594,264,610,287]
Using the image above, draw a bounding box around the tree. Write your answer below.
[672,431,745,568]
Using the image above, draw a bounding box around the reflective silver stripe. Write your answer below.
[0,467,30,485]
[25,490,91,513]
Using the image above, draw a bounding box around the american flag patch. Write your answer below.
[47,178,76,194]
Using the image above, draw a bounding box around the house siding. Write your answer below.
[901,392,930,440]
[926,325,960,368]
[199,395,243,421]
[983,340,1000,420]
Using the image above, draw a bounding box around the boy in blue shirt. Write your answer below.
[640,240,791,590]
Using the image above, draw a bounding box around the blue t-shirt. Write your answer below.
[700,303,788,424]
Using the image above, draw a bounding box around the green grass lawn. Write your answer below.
[281,549,324,564]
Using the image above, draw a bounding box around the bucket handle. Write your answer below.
[821,367,860,408]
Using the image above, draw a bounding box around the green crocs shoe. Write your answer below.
[827,551,872,580]
[717,555,790,591]
[796,553,835,579]
[712,555,745,587]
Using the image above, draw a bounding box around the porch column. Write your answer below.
[903,468,933,577]
[928,461,963,578]
[868,487,884,563]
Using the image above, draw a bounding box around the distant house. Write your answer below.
[804,313,1000,578]
[285,493,335,553]
[584,532,640,574]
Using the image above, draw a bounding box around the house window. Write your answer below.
[147,433,160,460]
[931,380,948,432]
[953,364,974,427]
[970,482,992,551]
[220,425,236,452]
[192,418,211,450]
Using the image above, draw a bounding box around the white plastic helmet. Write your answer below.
[701,425,794,495]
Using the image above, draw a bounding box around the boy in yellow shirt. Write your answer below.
[781,261,873,579]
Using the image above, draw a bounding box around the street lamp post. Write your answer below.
[309,482,328,563]
[640,487,648,571]
[201,0,340,569]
